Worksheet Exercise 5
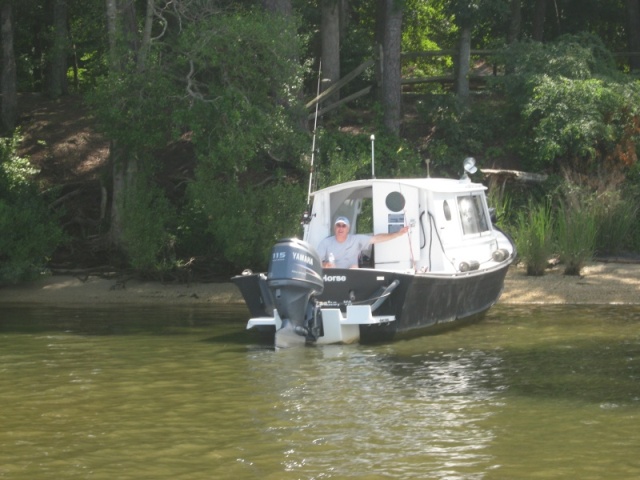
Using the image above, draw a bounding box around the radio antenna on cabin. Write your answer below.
[370,134,376,179]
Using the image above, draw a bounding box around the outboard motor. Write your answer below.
[267,238,324,345]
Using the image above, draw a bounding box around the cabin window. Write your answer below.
[457,194,489,235]
[385,191,405,212]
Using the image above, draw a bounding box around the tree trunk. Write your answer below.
[47,0,69,99]
[1,2,16,133]
[137,0,154,73]
[455,25,471,100]
[381,0,402,136]
[262,0,292,15]
[626,0,640,72]
[373,0,385,91]
[106,0,118,68]
[109,143,139,245]
[339,0,349,39]
[508,0,521,44]
[105,0,143,247]
[532,0,547,41]
[321,0,340,104]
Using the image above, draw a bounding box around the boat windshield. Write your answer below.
[457,194,490,235]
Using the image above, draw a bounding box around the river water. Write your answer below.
[1,303,639,479]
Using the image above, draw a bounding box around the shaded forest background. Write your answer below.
[1,0,640,284]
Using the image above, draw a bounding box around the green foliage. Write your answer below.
[446,0,509,32]
[120,172,177,273]
[593,189,639,256]
[315,129,423,189]
[188,176,306,270]
[176,12,306,175]
[514,199,555,276]
[485,34,640,172]
[523,77,640,169]
[89,67,178,156]
[402,0,456,78]
[555,184,598,276]
[486,185,512,228]
[0,133,65,284]
[417,93,508,173]
[89,9,309,273]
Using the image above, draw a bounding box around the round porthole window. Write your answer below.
[385,191,405,212]
[443,200,452,221]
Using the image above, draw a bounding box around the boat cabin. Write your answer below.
[303,177,504,274]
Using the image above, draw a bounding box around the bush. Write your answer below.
[316,129,423,187]
[0,132,65,284]
[490,34,640,173]
[120,173,177,273]
[523,77,640,170]
[188,175,306,271]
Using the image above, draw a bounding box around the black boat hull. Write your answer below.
[232,262,509,344]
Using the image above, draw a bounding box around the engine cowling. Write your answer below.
[267,238,324,336]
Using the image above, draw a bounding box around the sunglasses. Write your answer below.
[335,223,348,228]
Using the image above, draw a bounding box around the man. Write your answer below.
[317,216,410,269]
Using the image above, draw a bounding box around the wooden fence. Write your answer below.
[307,50,640,116]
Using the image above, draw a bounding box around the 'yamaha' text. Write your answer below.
[292,252,314,265]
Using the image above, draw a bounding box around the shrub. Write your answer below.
[490,34,640,173]
[0,132,65,284]
[120,173,177,273]
[188,175,306,271]
[316,129,423,188]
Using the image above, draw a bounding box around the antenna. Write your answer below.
[370,134,376,179]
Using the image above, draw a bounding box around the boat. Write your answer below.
[232,155,516,347]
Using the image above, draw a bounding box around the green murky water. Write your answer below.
[1,303,639,479]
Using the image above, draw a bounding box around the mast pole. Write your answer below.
[307,61,322,205]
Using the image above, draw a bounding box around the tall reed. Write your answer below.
[514,199,554,276]
[593,190,639,255]
[556,200,597,276]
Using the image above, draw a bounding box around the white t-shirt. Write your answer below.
[316,234,372,269]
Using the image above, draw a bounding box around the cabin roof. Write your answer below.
[310,177,487,197]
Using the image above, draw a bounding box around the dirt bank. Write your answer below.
[1,261,638,307]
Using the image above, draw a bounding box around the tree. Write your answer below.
[456,23,471,99]
[448,0,476,101]
[104,0,153,248]
[380,0,402,135]
[1,1,17,133]
[321,0,341,104]
[532,0,547,41]
[626,0,640,71]
[263,0,291,15]
[47,0,69,98]
[508,0,522,44]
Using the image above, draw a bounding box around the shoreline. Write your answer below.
[1,261,639,307]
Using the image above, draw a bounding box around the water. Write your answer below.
[1,303,640,479]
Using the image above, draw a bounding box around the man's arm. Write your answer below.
[370,226,409,244]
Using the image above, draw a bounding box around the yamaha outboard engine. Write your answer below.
[267,238,324,346]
